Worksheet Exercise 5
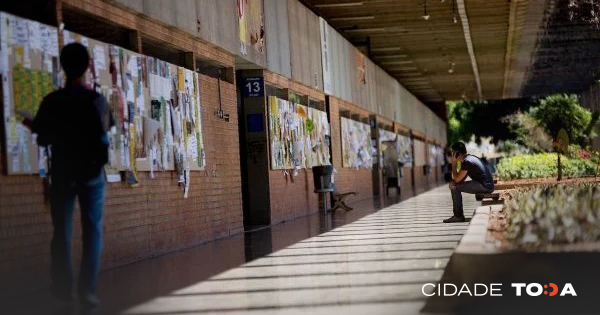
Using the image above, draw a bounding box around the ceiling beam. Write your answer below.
[502,0,519,98]
[457,0,483,100]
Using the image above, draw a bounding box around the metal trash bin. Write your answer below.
[312,165,334,192]
[423,164,431,176]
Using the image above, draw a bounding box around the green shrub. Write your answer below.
[497,153,596,180]
[506,183,600,246]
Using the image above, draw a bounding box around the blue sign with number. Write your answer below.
[243,77,264,97]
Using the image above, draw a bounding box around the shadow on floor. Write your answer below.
[1,186,436,315]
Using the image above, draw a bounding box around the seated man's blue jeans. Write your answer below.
[50,171,105,297]
[451,180,493,217]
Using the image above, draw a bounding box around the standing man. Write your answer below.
[27,43,113,307]
[443,142,494,223]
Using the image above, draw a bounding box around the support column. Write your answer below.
[128,30,143,54]
[53,0,64,48]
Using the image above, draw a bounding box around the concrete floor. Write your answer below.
[2,186,476,315]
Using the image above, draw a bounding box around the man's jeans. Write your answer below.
[451,180,493,217]
[50,171,105,296]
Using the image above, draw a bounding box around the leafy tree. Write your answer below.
[446,98,534,145]
[529,94,599,180]
[502,111,553,153]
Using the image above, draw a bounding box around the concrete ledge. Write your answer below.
[455,205,503,254]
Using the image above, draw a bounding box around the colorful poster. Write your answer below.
[341,117,373,169]
[357,51,366,85]
[237,0,265,55]
[1,13,59,175]
[268,96,330,170]
[307,107,331,167]
[175,67,205,171]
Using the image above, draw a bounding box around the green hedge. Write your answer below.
[497,153,596,180]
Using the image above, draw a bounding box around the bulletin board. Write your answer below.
[438,146,445,165]
[64,31,145,181]
[429,144,445,166]
[1,19,206,186]
[340,117,373,169]
[1,12,60,175]
[431,144,444,166]
[307,107,330,167]
[267,96,330,170]
[397,134,412,166]
[379,129,396,142]
[172,66,206,172]
[428,143,438,166]
[378,128,397,165]
[64,31,206,179]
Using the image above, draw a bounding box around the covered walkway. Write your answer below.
[122,187,474,315]
[121,187,474,315]
[3,186,477,315]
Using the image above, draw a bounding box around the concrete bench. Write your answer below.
[475,192,500,201]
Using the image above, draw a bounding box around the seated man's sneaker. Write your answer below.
[443,216,466,223]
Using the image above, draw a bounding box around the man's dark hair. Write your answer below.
[451,142,467,155]
[60,43,90,79]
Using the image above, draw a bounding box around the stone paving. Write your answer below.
[122,187,477,315]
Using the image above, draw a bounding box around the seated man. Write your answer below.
[444,142,495,223]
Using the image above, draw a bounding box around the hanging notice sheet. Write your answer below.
[1,12,59,175]
[397,134,413,166]
[268,96,330,170]
[341,117,373,169]
[173,66,206,172]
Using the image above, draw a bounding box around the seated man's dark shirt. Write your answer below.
[460,155,494,189]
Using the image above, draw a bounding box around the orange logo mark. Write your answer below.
[543,283,559,296]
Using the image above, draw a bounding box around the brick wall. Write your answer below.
[400,166,413,196]
[329,97,374,202]
[269,170,319,224]
[0,75,243,297]
[414,167,430,195]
